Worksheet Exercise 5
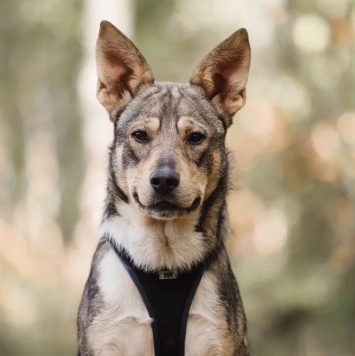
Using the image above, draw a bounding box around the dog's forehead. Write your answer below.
[120,82,222,129]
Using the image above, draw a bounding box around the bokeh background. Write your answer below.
[1,0,354,355]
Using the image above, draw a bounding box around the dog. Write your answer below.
[77,20,251,356]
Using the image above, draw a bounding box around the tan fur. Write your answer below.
[102,203,208,271]
[78,21,251,355]
[186,268,235,355]
[122,115,220,220]
[88,249,154,356]
[96,21,154,115]
[89,247,233,355]
[190,28,251,126]
[176,116,223,201]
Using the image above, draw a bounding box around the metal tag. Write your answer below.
[159,270,178,280]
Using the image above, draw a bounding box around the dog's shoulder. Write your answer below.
[77,239,110,354]
[78,238,154,355]
[78,240,110,317]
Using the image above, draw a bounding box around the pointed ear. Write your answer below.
[190,29,251,127]
[96,21,154,119]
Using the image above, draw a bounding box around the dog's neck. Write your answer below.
[101,196,228,272]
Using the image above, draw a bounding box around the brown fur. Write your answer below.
[190,28,251,125]
[78,20,251,355]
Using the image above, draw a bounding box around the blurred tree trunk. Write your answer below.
[1,0,81,354]
[0,0,83,246]
[73,0,134,254]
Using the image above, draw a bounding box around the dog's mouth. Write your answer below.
[133,192,201,217]
[151,201,180,211]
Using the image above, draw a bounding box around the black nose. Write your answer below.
[150,167,180,195]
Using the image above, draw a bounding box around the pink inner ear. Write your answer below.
[222,68,247,97]
[103,59,134,99]
[106,62,127,83]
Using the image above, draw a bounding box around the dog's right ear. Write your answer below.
[96,21,154,119]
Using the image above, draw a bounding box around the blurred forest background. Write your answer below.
[0,0,354,355]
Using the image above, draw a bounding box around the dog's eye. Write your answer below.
[132,131,149,143]
[187,132,206,145]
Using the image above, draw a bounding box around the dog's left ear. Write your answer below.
[96,21,154,118]
[190,29,251,127]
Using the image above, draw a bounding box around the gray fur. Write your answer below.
[78,21,250,355]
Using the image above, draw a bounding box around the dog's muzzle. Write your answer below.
[132,166,201,217]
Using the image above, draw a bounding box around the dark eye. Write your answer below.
[132,131,149,143]
[187,132,206,145]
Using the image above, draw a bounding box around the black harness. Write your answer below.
[106,237,205,356]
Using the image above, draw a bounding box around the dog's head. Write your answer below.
[97,21,250,220]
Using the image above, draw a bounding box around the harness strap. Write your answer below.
[178,262,204,355]
[105,236,205,356]
[113,247,161,355]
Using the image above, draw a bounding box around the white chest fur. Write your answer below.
[101,209,209,272]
